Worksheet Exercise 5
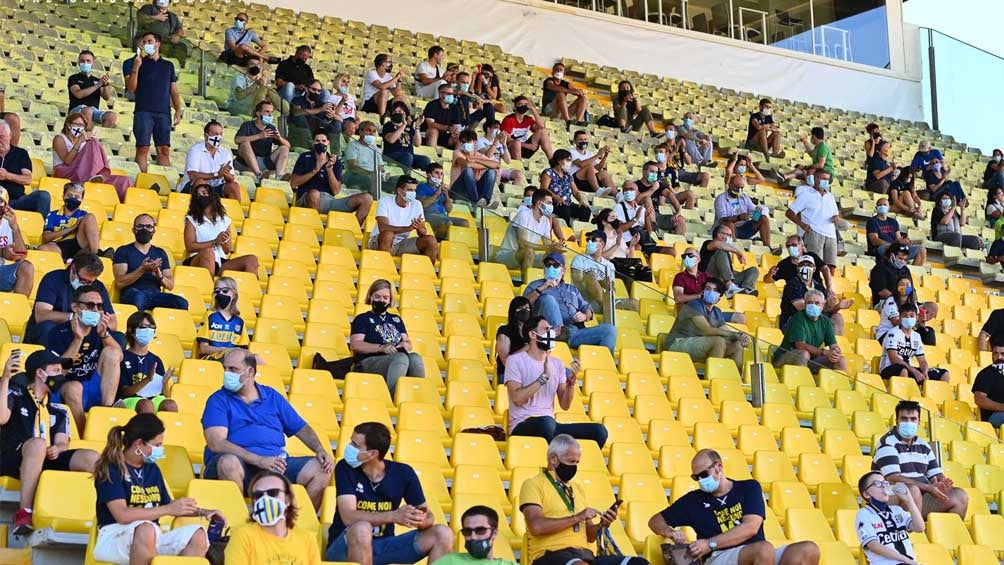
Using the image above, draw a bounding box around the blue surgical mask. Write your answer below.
[223,370,246,392]
[459,83,470,92]
[697,474,719,493]
[363,134,376,146]
[683,256,697,269]
[736,165,747,174]
[340,85,350,95]
[666,130,676,140]
[143,443,165,464]
[805,175,814,187]
[901,317,917,329]
[876,205,889,215]
[544,266,561,281]
[683,118,693,128]
[343,444,365,468]
[623,190,636,202]
[143,44,156,56]
[543,204,554,216]
[79,62,92,74]
[522,196,533,207]
[443,94,455,104]
[818,179,830,191]
[787,246,800,258]
[585,241,599,255]
[135,327,155,346]
[79,310,101,327]
[646,172,658,183]
[234,19,245,30]
[897,421,918,439]
[702,290,720,304]
[260,115,273,125]
[941,198,952,208]
[405,191,417,202]
[461,142,475,153]
[933,162,942,171]
[655,152,667,163]
[725,236,733,245]
[805,304,823,318]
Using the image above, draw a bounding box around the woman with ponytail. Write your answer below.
[92,413,225,565]
[224,470,321,564]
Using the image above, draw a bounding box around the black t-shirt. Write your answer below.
[275,56,314,87]
[382,121,415,155]
[235,120,279,160]
[659,479,766,544]
[291,152,343,199]
[746,111,773,144]
[980,310,1004,342]
[972,365,1004,421]
[773,253,824,287]
[422,99,463,128]
[541,78,570,109]
[0,146,32,200]
[697,240,717,273]
[67,72,102,109]
[495,323,527,379]
[869,260,912,307]
[1,374,72,456]
[989,239,1004,260]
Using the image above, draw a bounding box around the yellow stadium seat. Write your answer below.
[153,307,197,350]
[693,422,735,451]
[668,475,699,503]
[948,439,984,467]
[505,435,548,470]
[705,357,741,381]
[911,543,953,565]
[396,401,446,435]
[761,403,799,437]
[452,464,509,511]
[966,421,998,447]
[445,382,493,415]
[658,444,697,480]
[167,383,213,415]
[736,424,779,459]
[719,399,758,431]
[816,482,858,526]
[395,430,451,471]
[797,453,842,494]
[82,406,138,442]
[794,386,831,417]
[817,368,852,395]
[158,412,206,465]
[0,293,30,338]
[780,365,814,392]
[971,513,1004,554]
[853,411,888,446]
[972,464,1004,501]
[769,481,813,524]
[841,455,874,487]
[813,407,850,432]
[780,427,820,460]
[589,392,632,422]
[603,416,647,446]
[752,451,796,487]
[157,444,195,499]
[666,375,705,402]
[632,394,674,428]
[821,429,863,462]
[784,508,835,543]
[659,351,697,379]
[958,544,997,565]
[343,372,394,406]
[648,418,691,453]
[33,471,96,534]
[150,555,209,564]
[176,479,248,532]
[833,390,869,414]
[608,442,656,477]
[817,541,856,565]
[411,461,451,512]
[451,432,502,468]
[926,512,972,555]
[676,397,717,430]
[178,359,224,387]
[149,333,186,372]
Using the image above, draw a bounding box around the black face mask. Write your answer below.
[535,331,554,351]
[306,91,317,101]
[576,142,588,150]
[214,293,232,310]
[248,66,261,76]
[370,300,389,315]
[386,63,394,72]
[608,219,621,229]
[313,143,328,155]
[619,90,631,97]
[555,462,577,482]
[44,372,67,394]
[514,309,531,322]
[135,229,154,244]
[515,105,528,114]
[194,195,212,209]
[390,113,404,124]
[465,538,492,559]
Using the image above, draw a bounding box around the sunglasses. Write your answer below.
[75,300,104,311]
[135,224,156,230]
[251,488,287,500]
[236,17,248,22]
[690,463,716,482]
[682,253,696,259]
[543,262,560,268]
[461,526,493,537]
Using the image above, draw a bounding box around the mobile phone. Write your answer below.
[609,499,623,512]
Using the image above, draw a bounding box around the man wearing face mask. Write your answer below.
[786,170,839,276]
[745,98,783,159]
[202,349,334,510]
[179,120,240,199]
[128,32,183,173]
[775,255,848,334]
[1,350,100,535]
[664,278,749,370]
[275,45,322,103]
[497,188,561,275]
[649,449,820,565]
[43,286,123,437]
[68,50,117,128]
[699,225,759,298]
[38,183,103,261]
[416,162,468,239]
[291,130,373,225]
[866,198,926,265]
[713,175,774,251]
[383,100,431,174]
[136,0,187,66]
[568,131,615,197]
[451,129,499,207]
[370,176,438,261]
[677,112,715,168]
[971,338,1004,428]
[877,302,947,384]
[541,63,587,126]
[764,235,829,290]
[781,126,834,183]
[290,79,338,132]
[455,71,495,129]
[869,243,914,307]
[423,83,465,149]
[634,161,686,237]
[873,400,968,519]
[524,253,617,354]
[344,120,387,191]
[26,250,118,346]
[234,100,290,181]
[772,289,845,372]
[112,214,188,314]
[220,12,273,67]
[436,505,517,565]
[228,54,287,118]
[654,142,709,193]
[477,119,524,187]
[501,96,554,162]
[924,157,968,224]
[326,421,454,565]
[570,230,617,314]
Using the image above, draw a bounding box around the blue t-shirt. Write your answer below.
[867,155,891,182]
[292,152,344,199]
[119,349,164,400]
[911,149,943,171]
[196,311,247,349]
[112,243,171,293]
[44,208,88,239]
[416,181,447,215]
[989,238,1004,260]
[45,321,103,382]
[201,383,307,463]
[134,56,177,114]
[350,311,408,362]
[659,479,766,545]
[328,459,425,541]
[95,462,171,527]
[32,269,114,322]
[866,216,901,253]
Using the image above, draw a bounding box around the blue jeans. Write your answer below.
[450,167,496,203]
[989,171,1004,191]
[383,150,431,174]
[326,529,424,565]
[120,287,190,313]
[989,412,1004,428]
[11,190,51,216]
[512,416,608,448]
[534,293,617,354]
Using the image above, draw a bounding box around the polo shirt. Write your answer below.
[523,279,591,325]
[275,56,314,88]
[972,365,1004,421]
[773,310,836,364]
[328,459,425,541]
[112,243,171,293]
[67,72,102,109]
[134,56,177,114]
[713,192,756,229]
[235,120,279,160]
[867,155,892,182]
[291,152,343,199]
[872,428,941,484]
[201,382,307,463]
[224,26,259,50]
[519,471,589,563]
[0,146,32,200]
[788,188,838,238]
[671,270,709,297]
[422,99,463,128]
[415,181,447,216]
[180,142,234,189]
[667,301,727,341]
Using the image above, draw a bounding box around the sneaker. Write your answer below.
[772,150,786,159]
[13,508,33,536]
[596,187,614,198]
[486,200,500,211]
[476,198,487,209]
[620,125,632,134]
[724,282,743,299]
[702,161,718,168]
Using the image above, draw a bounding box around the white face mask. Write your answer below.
[553,71,564,80]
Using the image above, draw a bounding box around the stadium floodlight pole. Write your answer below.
[927,28,940,131]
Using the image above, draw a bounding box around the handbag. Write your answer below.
[313,352,355,380]
[611,257,653,283]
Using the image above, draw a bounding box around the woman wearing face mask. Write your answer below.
[724,154,765,188]
[982,148,1004,191]
[874,276,917,342]
[381,100,429,174]
[986,186,1004,224]
[350,279,425,392]
[183,184,260,277]
[495,296,533,381]
[52,112,132,201]
[539,149,590,224]
[863,123,882,163]
[224,470,320,564]
[38,182,105,260]
[888,166,923,219]
[594,208,631,259]
[473,63,504,112]
[328,73,358,123]
[931,193,981,250]
[866,140,897,194]
[115,311,177,414]
[196,276,249,360]
[611,80,656,134]
[91,413,224,565]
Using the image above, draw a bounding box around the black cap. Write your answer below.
[396,175,419,188]
[25,350,72,378]
[888,243,909,256]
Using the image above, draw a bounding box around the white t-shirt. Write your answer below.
[499,206,551,253]
[414,61,446,99]
[856,504,915,565]
[185,214,232,263]
[0,218,12,266]
[879,327,925,372]
[180,143,234,190]
[873,296,902,339]
[369,195,424,247]
[788,188,838,238]
[614,202,646,247]
[476,137,504,162]
[323,92,357,121]
[362,69,395,103]
[603,231,629,258]
[571,253,614,280]
[568,147,598,175]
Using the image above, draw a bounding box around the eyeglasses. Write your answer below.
[690,463,716,481]
[867,480,890,491]
[251,488,287,500]
[75,300,104,311]
[461,527,493,537]
[135,224,156,230]
[213,287,232,294]
[236,17,248,22]
[682,253,696,259]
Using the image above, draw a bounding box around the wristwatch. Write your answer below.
[708,539,718,550]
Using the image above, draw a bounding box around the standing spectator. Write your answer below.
[663,278,749,370]
[866,140,898,194]
[745,98,783,158]
[772,289,846,372]
[220,12,272,67]
[855,472,924,565]
[677,112,715,167]
[496,297,532,382]
[136,0,187,66]
[68,50,117,128]
[878,303,947,383]
[866,198,926,264]
[477,120,524,187]
[786,171,839,276]
[290,80,338,132]
[52,113,131,200]
[416,163,468,239]
[0,189,34,298]
[116,311,177,414]
[931,193,980,249]
[224,470,322,563]
[275,45,321,103]
[781,126,835,181]
[423,84,464,149]
[451,129,498,207]
[972,338,1004,427]
[324,422,453,565]
[864,123,882,163]
[127,32,183,173]
[698,224,759,298]
[570,230,616,313]
[414,45,454,100]
[112,214,188,313]
[496,188,558,275]
[227,55,287,118]
[611,80,656,134]
[39,182,102,261]
[383,101,430,173]
[541,63,587,125]
[343,121,386,192]
[0,122,48,215]
[291,130,373,223]
[524,253,617,353]
[569,130,615,196]
[888,166,924,219]
[455,72,495,129]
[473,63,504,112]
[361,53,405,118]
[350,279,425,391]
[25,251,116,346]
[869,243,914,307]
[234,100,291,181]
[196,276,249,360]
[712,175,773,250]
[1,350,99,536]
[369,176,438,261]
[539,150,590,224]
[202,349,334,509]
[501,96,553,161]
[505,316,607,446]
[183,184,260,277]
[924,155,968,222]
[178,121,240,199]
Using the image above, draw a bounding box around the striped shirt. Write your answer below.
[871,429,941,484]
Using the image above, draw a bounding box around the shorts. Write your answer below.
[705,543,788,565]
[93,521,203,565]
[118,395,169,411]
[133,111,172,148]
[370,236,421,256]
[0,445,77,478]
[235,154,276,173]
[0,260,23,291]
[361,97,380,114]
[802,229,837,267]
[202,453,313,493]
[495,249,544,270]
[880,364,948,381]
[55,237,83,260]
[531,547,647,565]
[874,243,921,261]
[296,190,355,214]
[182,254,223,271]
[70,104,109,123]
[678,170,702,185]
[735,220,759,240]
[326,529,424,565]
[667,336,722,360]
[519,143,538,160]
[50,374,105,411]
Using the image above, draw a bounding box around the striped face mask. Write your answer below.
[251,494,287,526]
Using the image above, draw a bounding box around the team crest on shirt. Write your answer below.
[894,514,904,524]
[124,360,132,370]
[19,407,29,417]
[356,483,364,493]
[703,502,710,508]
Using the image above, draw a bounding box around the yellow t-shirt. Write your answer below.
[223,522,321,565]
[518,471,589,563]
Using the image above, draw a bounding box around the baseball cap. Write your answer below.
[797,255,815,266]
[888,242,909,256]
[543,252,565,266]
[24,350,72,377]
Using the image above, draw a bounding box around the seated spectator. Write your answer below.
[0,121,49,215]
[68,50,117,128]
[351,279,425,392]
[183,184,260,277]
[137,0,187,67]
[869,243,914,307]
[1,350,99,536]
[987,186,1004,224]
[0,189,34,297]
[92,413,220,565]
[988,230,1004,267]
[925,155,968,222]
[615,181,677,254]
[569,130,615,197]
[973,338,1004,428]
[383,101,430,174]
[777,255,847,335]
[275,45,323,103]
[595,209,632,259]
[455,71,495,128]
[369,176,438,261]
[496,297,532,381]
[451,129,498,207]
[772,289,846,372]
[673,246,726,317]
[524,253,617,353]
[202,349,334,509]
[663,277,749,370]
[914,302,938,346]
[227,55,287,119]
[179,121,240,200]
[52,113,131,200]
[866,140,898,193]
[765,234,831,290]
[414,45,454,100]
[326,73,358,124]
[196,276,249,360]
[422,84,464,149]
[112,214,187,313]
[863,122,882,164]
[866,198,926,264]
[505,316,606,446]
[0,92,21,146]
[911,140,944,172]
[25,251,116,345]
[542,62,587,125]
[724,153,765,188]
[291,130,373,224]
[325,421,453,564]
[39,183,103,261]
[225,470,322,562]
[416,162,468,239]
[335,117,357,157]
[127,32,183,174]
[116,311,177,414]
[888,166,924,219]
[659,123,688,166]
[713,175,773,250]
[878,302,947,383]
[931,193,980,249]
[343,121,386,191]
[234,101,290,181]
[781,126,835,182]
[982,148,1004,190]
[650,150,700,206]
[496,188,559,275]
[611,80,655,134]
[855,471,924,565]
[539,150,590,224]
[477,120,524,187]
[745,97,783,158]
[361,53,405,118]
[570,230,616,312]
[786,170,838,276]
[699,224,759,297]
[43,285,123,436]
[437,505,513,565]
[677,112,715,167]
[501,96,553,161]
[473,63,504,112]
[220,12,273,67]
[290,79,338,132]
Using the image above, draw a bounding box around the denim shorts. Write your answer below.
[203,453,313,493]
[0,261,22,291]
[50,373,104,411]
[326,529,424,565]
[133,111,172,147]
[70,104,108,123]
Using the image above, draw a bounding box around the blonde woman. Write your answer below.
[52,112,132,200]
[196,276,249,360]
[350,279,425,391]
[327,73,357,123]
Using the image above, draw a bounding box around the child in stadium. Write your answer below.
[855,471,924,565]
[196,276,249,361]
[115,311,178,414]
